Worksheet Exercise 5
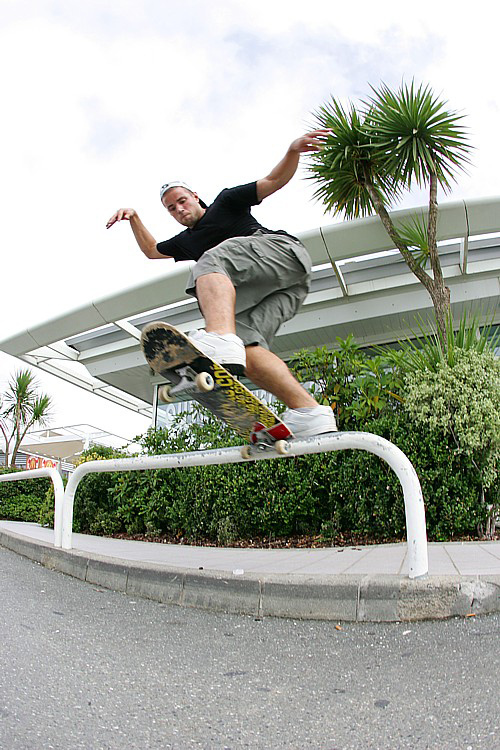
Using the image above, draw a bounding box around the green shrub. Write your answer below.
[288,334,404,429]
[404,349,499,492]
[70,444,129,535]
[360,414,486,540]
[39,484,58,527]
[0,467,51,522]
[68,408,486,544]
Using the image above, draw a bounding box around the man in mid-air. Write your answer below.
[106,130,337,438]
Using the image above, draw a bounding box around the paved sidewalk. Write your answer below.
[1,521,499,622]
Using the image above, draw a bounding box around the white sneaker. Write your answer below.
[188,329,246,375]
[280,405,338,438]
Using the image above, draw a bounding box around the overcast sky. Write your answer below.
[0,0,498,442]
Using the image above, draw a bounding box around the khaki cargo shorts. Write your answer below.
[186,229,312,349]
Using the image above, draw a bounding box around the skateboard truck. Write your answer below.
[240,422,292,459]
[158,366,214,403]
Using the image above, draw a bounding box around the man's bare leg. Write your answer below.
[196,273,236,334]
[245,346,317,409]
[195,272,316,409]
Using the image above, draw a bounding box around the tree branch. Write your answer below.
[427,173,445,288]
[364,181,434,291]
[0,420,11,466]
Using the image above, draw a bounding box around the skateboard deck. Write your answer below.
[140,322,293,454]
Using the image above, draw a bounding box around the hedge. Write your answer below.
[57,411,487,544]
[0,467,51,523]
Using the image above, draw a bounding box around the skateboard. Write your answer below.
[140,322,294,458]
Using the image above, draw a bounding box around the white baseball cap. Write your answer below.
[159,181,207,208]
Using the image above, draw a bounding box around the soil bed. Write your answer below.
[107,531,497,548]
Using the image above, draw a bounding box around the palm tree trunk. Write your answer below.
[0,423,10,467]
[365,179,451,346]
[11,420,34,468]
[426,173,451,348]
[429,283,451,345]
[11,422,21,467]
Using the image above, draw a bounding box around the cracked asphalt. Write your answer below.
[1,546,498,749]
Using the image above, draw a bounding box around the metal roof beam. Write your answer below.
[115,319,143,341]
[331,260,348,297]
[460,236,469,274]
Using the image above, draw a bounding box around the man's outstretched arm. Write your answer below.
[106,208,170,259]
[256,129,331,202]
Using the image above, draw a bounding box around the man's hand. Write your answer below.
[288,129,332,155]
[256,129,332,201]
[106,208,137,229]
[105,208,167,258]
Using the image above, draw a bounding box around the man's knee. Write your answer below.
[243,345,264,379]
[195,271,234,291]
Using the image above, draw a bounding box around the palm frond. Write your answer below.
[376,309,499,372]
[307,97,402,219]
[365,81,472,191]
[395,214,430,268]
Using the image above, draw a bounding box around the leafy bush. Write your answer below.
[67,407,486,544]
[404,349,499,489]
[69,444,130,535]
[288,334,403,429]
[0,466,50,522]
[404,348,499,535]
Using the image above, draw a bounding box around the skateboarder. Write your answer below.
[106,131,337,438]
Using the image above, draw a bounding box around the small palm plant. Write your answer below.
[308,81,472,347]
[0,369,52,467]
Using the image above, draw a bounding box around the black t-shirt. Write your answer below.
[156,181,295,261]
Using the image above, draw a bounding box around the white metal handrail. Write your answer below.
[0,468,65,546]
[61,432,428,578]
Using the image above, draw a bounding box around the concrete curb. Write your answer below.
[1,526,499,622]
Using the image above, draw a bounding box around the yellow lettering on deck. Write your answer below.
[211,362,276,429]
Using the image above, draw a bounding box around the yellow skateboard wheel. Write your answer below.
[195,372,215,392]
[158,385,173,403]
[275,440,290,455]
[240,445,253,459]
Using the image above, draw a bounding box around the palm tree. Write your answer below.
[308,81,472,346]
[0,369,53,467]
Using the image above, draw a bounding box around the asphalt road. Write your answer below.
[0,545,498,750]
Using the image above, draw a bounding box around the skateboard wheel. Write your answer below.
[240,445,253,459]
[195,372,215,392]
[275,440,290,455]
[158,385,173,403]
